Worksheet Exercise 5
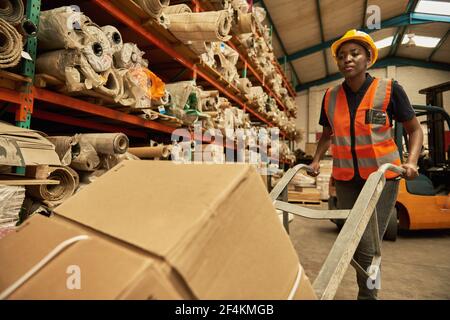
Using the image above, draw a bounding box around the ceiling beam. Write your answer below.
[296,57,450,92]
[316,0,330,76]
[428,29,450,62]
[258,0,302,85]
[362,0,368,28]
[281,12,450,63]
[389,0,419,57]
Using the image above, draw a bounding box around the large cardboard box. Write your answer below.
[0,161,316,300]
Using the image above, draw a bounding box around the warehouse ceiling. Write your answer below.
[257,0,450,92]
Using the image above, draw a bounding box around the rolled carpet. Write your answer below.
[70,141,100,171]
[0,18,22,69]
[0,0,24,26]
[114,42,148,68]
[79,133,129,155]
[101,25,123,54]
[135,0,170,18]
[80,24,113,73]
[26,166,79,208]
[237,78,252,94]
[47,135,81,166]
[167,10,232,43]
[162,4,191,15]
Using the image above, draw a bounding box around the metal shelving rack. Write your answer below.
[0,0,297,164]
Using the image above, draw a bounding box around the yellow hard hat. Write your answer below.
[331,29,378,67]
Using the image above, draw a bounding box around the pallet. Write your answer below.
[288,200,322,206]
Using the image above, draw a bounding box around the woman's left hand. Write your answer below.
[401,163,419,180]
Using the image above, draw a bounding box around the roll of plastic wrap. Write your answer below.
[27,166,79,207]
[37,6,89,50]
[70,141,100,172]
[101,25,123,53]
[135,0,170,18]
[0,18,22,69]
[80,133,129,155]
[0,0,24,26]
[47,135,81,166]
[167,11,232,43]
[162,4,191,15]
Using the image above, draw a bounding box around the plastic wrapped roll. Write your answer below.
[152,90,171,106]
[234,12,256,35]
[80,133,129,155]
[0,0,24,26]
[36,49,105,92]
[101,25,123,53]
[47,135,81,166]
[26,166,79,207]
[114,42,148,68]
[0,18,22,69]
[135,0,170,18]
[189,41,212,55]
[162,4,191,15]
[80,24,113,72]
[70,141,100,172]
[167,11,232,43]
[237,78,252,94]
[94,68,122,99]
[37,6,90,50]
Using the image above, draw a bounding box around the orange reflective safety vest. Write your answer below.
[324,78,401,181]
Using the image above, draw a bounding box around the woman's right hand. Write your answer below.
[308,161,321,177]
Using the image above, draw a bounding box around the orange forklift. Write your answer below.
[329,82,450,241]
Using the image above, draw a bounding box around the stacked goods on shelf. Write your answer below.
[0,0,36,69]
[35,6,166,115]
[135,0,170,28]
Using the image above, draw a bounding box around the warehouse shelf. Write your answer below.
[90,0,289,134]
[194,0,297,99]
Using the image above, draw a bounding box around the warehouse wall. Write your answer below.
[295,66,450,150]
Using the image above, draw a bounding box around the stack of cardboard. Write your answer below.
[0,161,316,300]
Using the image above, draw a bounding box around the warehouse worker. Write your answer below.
[308,30,423,300]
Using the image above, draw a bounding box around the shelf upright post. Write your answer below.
[16,0,41,129]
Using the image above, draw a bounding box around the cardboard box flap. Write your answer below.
[54,161,251,257]
[0,215,156,299]
[54,161,310,299]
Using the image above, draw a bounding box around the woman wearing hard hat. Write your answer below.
[309,30,423,300]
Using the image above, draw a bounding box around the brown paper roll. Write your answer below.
[27,166,79,207]
[128,145,171,159]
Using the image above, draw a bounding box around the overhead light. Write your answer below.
[415,0,450,16]
[401,34,441,48]
[374,36,394,49]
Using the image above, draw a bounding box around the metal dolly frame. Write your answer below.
[270,163,405,300]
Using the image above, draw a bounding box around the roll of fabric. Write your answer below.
[36,49,105,92]
[38,6,90,50]
[70,141,100,171]
[237,77,252,94]
[234,12,256,35]
[80,24,113,73]
[135,0,170,18]
[94,68,122,99]
[27,166,79,207]
[128,145,171,159]
[0,0,24,26]
[79,133,129,155]
[17,18,38,38]
[167,11,232,43]
[162,4,191,15]
[114,42,148,69]
[0,18,22,69]
[101,25,123,54]
[47,135,81,166]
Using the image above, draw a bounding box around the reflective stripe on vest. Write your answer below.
[324,78,401,180]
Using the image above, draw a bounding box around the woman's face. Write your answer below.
[336,42,370,78]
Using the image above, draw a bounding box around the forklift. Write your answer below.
[329,81,450,241]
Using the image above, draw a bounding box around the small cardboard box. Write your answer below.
[0,161,316,300]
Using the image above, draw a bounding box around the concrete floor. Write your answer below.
[288,203,450,300]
